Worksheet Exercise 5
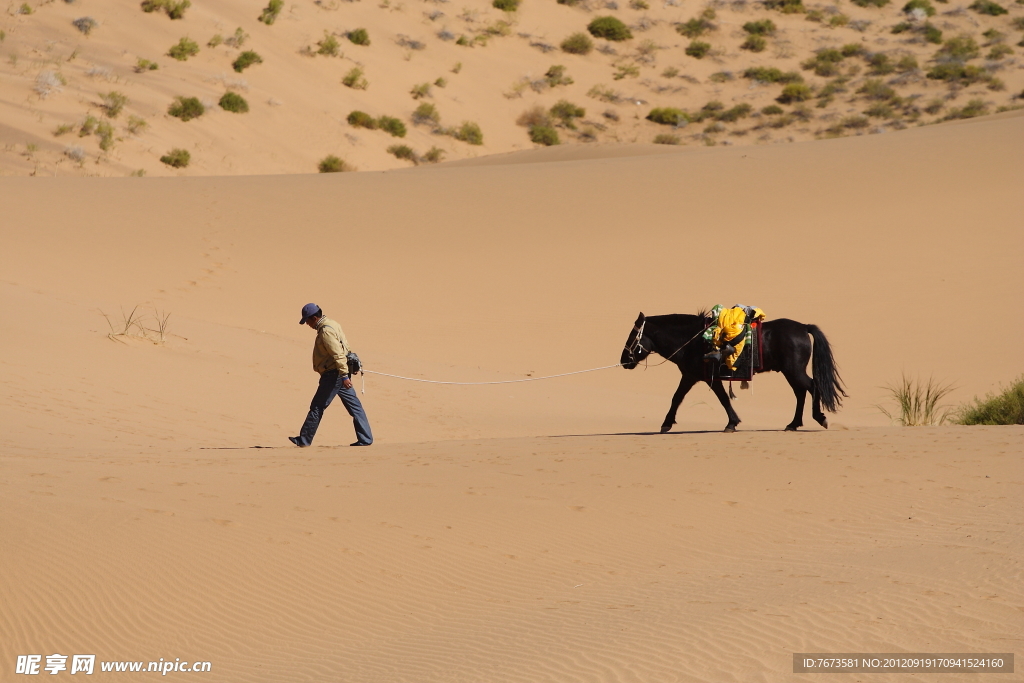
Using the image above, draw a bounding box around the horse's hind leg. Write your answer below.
[661,375,699,433]
[783,369,813,431]
[810,383,828,429]
[710,380,741,432]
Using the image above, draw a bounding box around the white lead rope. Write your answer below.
[358,363,625,393]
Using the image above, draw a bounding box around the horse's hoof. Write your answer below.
[784,425,799,432]
[723,425,737,433]
[659,424,672,434]
[816,417,829,429]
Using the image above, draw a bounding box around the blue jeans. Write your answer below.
[297,370,373,446]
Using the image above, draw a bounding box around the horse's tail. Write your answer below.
[807,324,847,413]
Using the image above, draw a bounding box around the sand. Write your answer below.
[1,108,1022,680]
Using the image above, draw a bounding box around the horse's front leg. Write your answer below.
[710,380,741,432]
[661,375,699,433]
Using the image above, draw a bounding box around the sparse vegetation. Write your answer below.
[761,104,784,115]
[549,99,585,128]
[101,91,128,117]
[764,0,804,13]
[141,0,191,19]
[802,48,845,77]
[942,98,989,118]
[342,68,368,89]
[96,120,115,151]
[412,102,440,125]
[422,146,445,163]
[987,43,1013,59]
[160,148,191,167]
[80,115,98,136]
[378,116,408,137]
[233,51,263,72]
[877,374,955,426]
[545,65,574,87]
[647,107,688,125]
[653,133,681,144]
[858,78,897,100]
[587,16,633,41]
[317,32,341,56]
[561,32,594,54]
[685,40,711,58]
[902,0,935,15]
[127,115,147,134]
[387,144,418,162]
[219,91,249,113]
[410,82,432,99]
[954,376,1024,425]
[778,82,813,102]
[743,66,803,83]
[743,19,777,35]
[348,28,370,46]
[452,121,483,144]
[53,123,75,136]
[258,0,284,24]
[168,37,199,61]
[493,0,520,11]
[348,110,378,129]
[318,155,353,172]
[939,35,980,60]
[529,125,560,145]
[168,96,205,121]
[225,27,248,48]
[969,0,1007,13]
[135,58,159,72]
[72,16,98,35]
[741,35,767,51]
[676,9,716,37]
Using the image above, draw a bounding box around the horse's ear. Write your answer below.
[636,311,645,324]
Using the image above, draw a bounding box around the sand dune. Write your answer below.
[1,109,1022,680]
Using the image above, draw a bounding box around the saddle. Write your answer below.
[702,305,765,384]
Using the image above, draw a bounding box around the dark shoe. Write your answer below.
[350,441,372,447]
[703,350,722,362]
[289,436,309,447]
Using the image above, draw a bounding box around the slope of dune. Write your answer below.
[1,0,1023,176]
[1,108,1022,681]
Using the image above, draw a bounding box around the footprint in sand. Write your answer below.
[212,518,237,526]
[99,477,122,483]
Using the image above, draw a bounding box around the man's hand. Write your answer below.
[342,377,353,390]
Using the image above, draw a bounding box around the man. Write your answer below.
[290,303,373,447]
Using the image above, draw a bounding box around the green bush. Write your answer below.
[422,147,445,163]
[318,155,353,172]
[342,68,368,89]
[954,376,1024,424]
[135,58,159,72]
[529,125,560,145]
[647,107,688,125]
[902,0,935,14]
[867,54,895,74]
[940,35,980,60]
[127,115,147,134]
[802,48,845,76]
[142,0,191,19]
[561,32,594,54]
[969,0,1007,13]
[764,0,804,12]
[851,0,888,6]
[685,41,711,58]
[716,103,752,122]
[232,51,263,72]
[413,102,440,125]
[587,16,633,41]
[453,121,483,145]
[387,144,418,162]
[777,83,813,103]
[101,91,128,117]
[96,121,115,151]
[923,23,943,43]
[841,43,865,57]
[347,110,378,129]
[160,148,190,167]
[493,0,520,10]
[743,19,777,35]
[743,66,803,83]
[550,99,585,126]
[80,115,98,136]
[410,83,431,99]
[858,78,897,100]
[168,96,204,121]
[348,28,370,45]
[676,14,715,38]
[896,54,919,71]
[987,44,1013,59]
[167,37,199,61]
[926,63,988,83]
[942,98,989,119]
[653,133,681,144]
[761,104,784,115]
[741,35,766,51]
[259,0,283,24]
[378,116,407,138]
[317,33,340,56]
[219,91,249,113]
[545,65,573,87]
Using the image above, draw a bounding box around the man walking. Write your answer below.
[290,303,373,447]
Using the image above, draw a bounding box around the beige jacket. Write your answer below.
[312,317,352,375]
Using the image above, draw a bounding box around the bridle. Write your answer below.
[623,317,718,367]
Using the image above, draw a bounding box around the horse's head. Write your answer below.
[621,312,651,369]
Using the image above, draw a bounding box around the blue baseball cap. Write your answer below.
[299,303,321,324]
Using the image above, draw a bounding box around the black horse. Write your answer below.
[621,311,846,433]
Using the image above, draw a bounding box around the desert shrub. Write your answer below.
[943,98,988,118]
[743,66,803,83]
[545,65,574,86]
[318,155,353,172]
[987,44,1013,59]
[805,9,825,20]
[685,41,711,58]
[422,147,445,163]
[630,0,649,7]
[829,13,849,27]
[167,37,199,61]
[927,62,988,83]
[135,58,159,72]
[588,84,623,102]
[923,23,943,43]
[896,54,919,71]
[709,71,733,82]
[517,105,551,128]
[877,375,955,426]
[764,0,804,12]
[940,35,980,60]
[258,0,283,24]
[969,0,1007,12]
[378,116,407,138]
[588,16,633,41]
[168,96,204,121]
[317,33,340,56]
[761,104,784,115]
[127,115,147,133]
[676,12,715,37]
[412,102,440,126]
[493,0,519,10]
[348,110,378,129]
[743,19,777,35]
[142,0,191,19]
[388,144,418,162]
[219,91,249,112]
[851,0,888,6]
[435,77,447,87]
[858,78,897,100]
[647,107,688,125]
[561,32,594,54]
[410,83,431,99]
[651,132,679,144]
[550,99,585,126]
[867,53,895,74]
[841,43,865,57]
[864,101,895,117]
[72,16,97,34]
[741,35,767,51]
[80,115,98,136]
[348,28,370,45]
[160,148,190,167]
[233,51,262,72]
[982,28,1005,43]
[225,28,249,48]
[716,103,752,122]
[53,123,75,136]
[777,83,813,102]
[342,68,368,89]
[65,146,86,162]
[101,91,128,117]
[96,121,115,151]
[902,0,935,14]
[954,376,1024,425]
[453,121,483,144]
[208,34,224,47]
[802,48,845,76]
[529,125,560,145]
